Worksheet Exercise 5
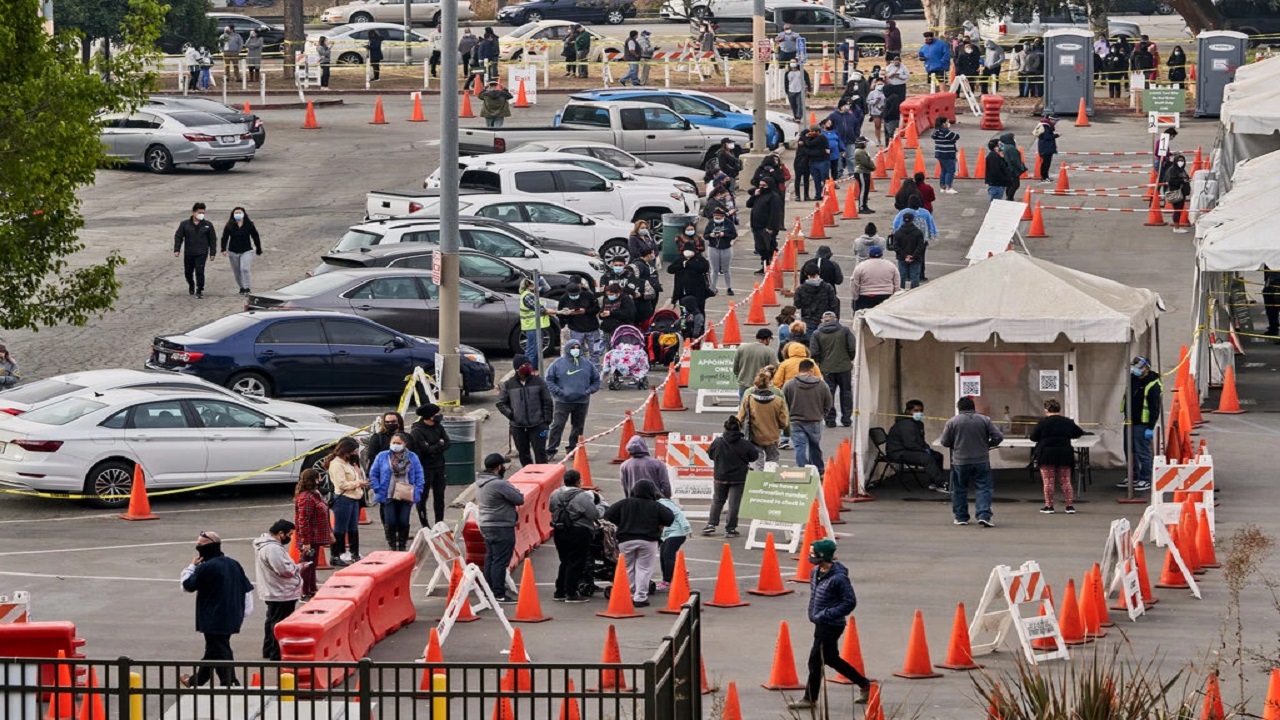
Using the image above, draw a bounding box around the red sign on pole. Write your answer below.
[432,250,442,285]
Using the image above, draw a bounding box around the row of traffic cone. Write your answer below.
[303,81,534,129]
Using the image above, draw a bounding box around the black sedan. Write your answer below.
[312,247,576,300]
[159,13,286,54]
[145,96,266,148]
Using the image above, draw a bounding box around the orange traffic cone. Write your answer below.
[1202,673,1226,720]
[905,114,920,149]
[1214,366,1245,413]
[302,100,320,129]
[912,149,926,177]
[611,411,636,464]
[500,628,533,692]
[748,533,794,597]
[1156,526,1191,589]
[699,656,718,694]
[807,210,828,239]
[763,263,781,306]
[661,366,687,411]
[823,181,839,219]
[705,543,750,608]
[417,630,445,693]
[1192,145,1203,172]
[1144,194,1169,226]
[1197,508,1220,568]
[1021,188,1034,221]
[829,616,871,684]
[76,667,106,720]
[893,610,943,679]
[445,559,480,622]
[843,182,860,219]
[822,469,845,525]
[242,101,251,114]
[558,678,582,720]
[887,166,903,196]
[118,464,158,521]
[936,603,981,671]
[1018,147,1030,179]
[359,506,372,525]
[423,626,444,665]
[571,440,595,488]
[370,96,388,124]
[865,683,886,720]
[408,92,426,122]
[510,560,550,623]
[1078,569,1106,639]
[1145,167,1159,200]
[788,500,825,583]
[744,283,767,326]
[721,682,743,720]
[1058,579,1088,645]
[46,650,74,720]
[1074,97,1091,127]
[596,557,644,619]
[1030,592,1058,651]
[1135,542,1159,606]
[314,544,331,570]
[956,147,971,179]
[514,79,530,109]
[490,697,515,720]
[1055,165,1070,193]
[934,158,943,179]
[1027,202,1048,238]
[460,92,475,119]
[659,550,691,614]
[250,672,262,687]
[289,534,302,563]
[703,322,718,348]
[873,148,889,179]
[722,303,743,345]
[761,621,806,690]
[595,624,630,691]
[1181,503,1204,575]
[973,147,986,179]
[1263,668,1280,720]
[1089,564,1115,627]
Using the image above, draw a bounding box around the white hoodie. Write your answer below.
[253,534,301,602]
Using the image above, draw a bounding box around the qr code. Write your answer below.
[960,379,981,396]
[1039,372,1060,392]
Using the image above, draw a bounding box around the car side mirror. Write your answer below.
[486,292,502,302]
[392,336,409,348]
[263,417,282,429]
[524,248,537,258]
[581,216,594,225]
[683,119,692,130]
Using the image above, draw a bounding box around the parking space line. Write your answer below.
[0,570,179,583]
[0,503,290,525]
[0,538,255,557]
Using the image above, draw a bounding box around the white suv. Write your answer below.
[980,6,1141,46]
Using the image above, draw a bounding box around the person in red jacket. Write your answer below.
[293,469,333,600]
[912,172,937,212]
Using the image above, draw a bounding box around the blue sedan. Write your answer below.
[568,89,781,148]
[146,311,494,399]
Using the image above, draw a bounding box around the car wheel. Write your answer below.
[770,123,785,150]
[512,49,524,61]
[1155,1,1174,13]
[600,239,630,265]
[350,11,373,22]
[526,10,543,21]
[634,210,664,233]
[83,460,135,509]
[227,371,273,398]
[145,145,173,174]
[606,8,626,24]
[304,451,334,504]
[508,325,555,356]
[735,47,753,61]
[872,1,894,19]
[338,52,364,65]
[210,160,236,172]
[431,12,442,26]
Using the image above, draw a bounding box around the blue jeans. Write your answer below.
[898,259,922,288]
[569,328,603,367]
[331,495,361,557]
[480,525,517,599]
[523,328,547,360]
[809,162,831,199]
[1131,425,1153,485]
[987,185,1005,202]
[380,500,412,532]
[620,63,641,84]
[938,155,957,188]
[791,421,825,475]
[951,462,993,523]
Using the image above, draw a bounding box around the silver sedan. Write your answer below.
[99,108,255,173]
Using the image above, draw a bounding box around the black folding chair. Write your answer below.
[868,427,931,492]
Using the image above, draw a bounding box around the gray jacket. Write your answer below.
[940,410,1004,465]
[619,436,672,498]
[496,375,554,428]
[476,471,525,527]
[252,534,301,602]
[548,486,600,530]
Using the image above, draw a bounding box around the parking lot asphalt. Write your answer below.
[3,91,1280,717]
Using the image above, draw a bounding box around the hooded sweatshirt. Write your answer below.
[747,178,784,233]
[810,320,857,375]
[802,246,844,287]
[253,534,302,602]
[603,479,675,544]
[549,483,601,530]
[544,340,601,404]
[738,388,789,446]
[708,428,759,484]
[984,40,1005,69]
[774,342,823,388]
[783,373,834,423]
[940,410,1004,465]
[999,132,1026,177]
[620,436,672,498]
[793,277,839,329]
[476,470,525,527]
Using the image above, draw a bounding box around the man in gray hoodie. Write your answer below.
[620,436,671,498]
[252,519,301,661]
[544,339,602,459]
[783,359,834,475]
[475,453,525,601]
[940,396,1004,527]
[548,469,601,602]
[809,311,856,428]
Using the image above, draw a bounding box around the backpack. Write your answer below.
[1032,122,1046,137]
[552,488,584,529]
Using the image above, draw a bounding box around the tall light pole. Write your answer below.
[438,0,462,404]
[741,0,770,182]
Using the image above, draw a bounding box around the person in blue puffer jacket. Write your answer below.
[820,118,847,181]
[368,433,424,551]
[917,31,952,86]
[787,538,872,711]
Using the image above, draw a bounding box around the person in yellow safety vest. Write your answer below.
[519,277,552,362]
[1117,356,1162,492]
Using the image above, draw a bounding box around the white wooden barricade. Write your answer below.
[969,561,1069,665]
[1099,518,1145,621]
[436,563,515,647]
[409,522,463,597]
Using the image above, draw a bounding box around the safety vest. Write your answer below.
[519,289,550,331]
[1126,376,1162,425]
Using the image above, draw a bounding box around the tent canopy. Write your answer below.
[1231,54,1280,85]
[861,253,1161,344]
[1221,82,1280,136]
[1196,150,1280,271]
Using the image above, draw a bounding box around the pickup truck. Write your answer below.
[709,3,888,60]
[458,100,747,171]
[979,6,1142,47]
[365,188,497,221]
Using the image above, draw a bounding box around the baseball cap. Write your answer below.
[810,539,837,562]
[868,245,884,257]
[484,453,507,471]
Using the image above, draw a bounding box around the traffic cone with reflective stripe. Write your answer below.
[514,79,530,108]
[936,603,981,671]
[1055,165,1070,193]
[302,100,320,129]
[409,92,426,122]
[370,96,388,124]
[460,92,475,118]
[573,441,595,488]
[829,616,869,684]
[744,283,767,325]
[705,543,750,608]
[1074,97,1091,127]
[660,365,687,411]
[893,610,943,679]
[748,533,793,597]
[118,464,158,521]
[1027,202,1048,238]
[956,147,971,178]
[722,303,743,345]
[761,621,805,690]
[659,550,691,614]
[596,557,644,619]
[611,411,636,464]
[510,560,551,623]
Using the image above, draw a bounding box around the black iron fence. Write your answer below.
[1,593,702,720]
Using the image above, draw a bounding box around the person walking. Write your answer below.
[0,345,20,389]
[657,495,691,591]
[786,538,872,710]
[809,311,856,428]
[884,399,947,491]
[1023,39,1044,97]
[292,469,332,600]
[544,339,602,459]
[367,29,383,81]
[940,396,1004,527]
[219,26,244,82]
[476,453,524,602]
[984,138,1011,202]
[620,436,672,498]
[774,340,820,387]
[1030,398,1085,514]
[174,202,218,299]
[851,245,898,310]
[738,369,789,468]
[325,438,368,566]
[220,206,262,296]
[1164,153,1192,234]
[252,519,301,661]
[620,30,643,86]
[573,24,592,79]
[932,118,960,194]
[703,416,759,538]
[497,355,554,466]
[704,206,738,296]
[603,478,674,608]
[317,37,331,89]
[747,177,784,272]
[638,30,656,84]
[891,211,925,289]
[734,328,777,396]
[785,61,812,122]
[794,266,840,329]
[369,433,425,551]
[549,469,599,602]
[479,79,513,128]
[245,31,263,83]
[784,359,833,474]
[1034,115,1060,183]
[180,531,254,688]
[1119,356,1161,492]
[409,403,450,526]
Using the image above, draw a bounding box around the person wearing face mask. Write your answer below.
[955,40,981,81]
[750,154,788,197]
[800,126,832,201]
[748,177,784,272]
[885,399,946,491]
[882,53,910,105]
[629,251,662,328]
[866,82,886,146]
[409,403,450,526]
[793,266,839,330]
[292,469,331,600]
[498,355,554,466]
[245,30,263,83]
[369,431,425,551]
[786,538,872,711]
[599,257,641,302]
[556,282,604,366]
[627,220,658,260]
[785,60,812,122]
[252,519,301,661]
[715,138,742,190]
[667,242,713,315]
[174,202,218,299]
[364,411,408,471]
[476,453,525,602]
[220,206,262,295]
[1164,153,1191,234]
[180,531,254,688]
[544,339,602,459]
[519,277,553,361]
[598,282,637,338]
[775,23,801,66]
[325,438,369,566]
[1119,357,1161,492]
[704,208,738,296]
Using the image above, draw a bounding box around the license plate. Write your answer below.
[218,136,236,145]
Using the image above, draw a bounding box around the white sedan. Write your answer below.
[508,140,704,189]
[321,0,474,26]
[0,388,358,508]
[497,21,621,62]
[306,23,431,65]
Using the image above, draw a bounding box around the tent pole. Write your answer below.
[894,340,903,414]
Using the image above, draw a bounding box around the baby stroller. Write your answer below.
[646,308,683,366]
[576,519,619,597]
[603,325,650,391]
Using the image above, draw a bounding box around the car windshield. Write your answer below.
[183,314,260,340]
[571,159,623,181]
[165,111,234,127]
[0,379,85,405]
[22,397,107,426]
[277,273,359,297]
[334,228,385,251]
[509,23,540,38]
[324,24,357,35]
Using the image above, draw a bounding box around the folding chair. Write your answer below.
[868,427,931,492]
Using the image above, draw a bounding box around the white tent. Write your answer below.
[852,253,1162,487]
[1230,54,1280,85]
[1216,68,1280,186]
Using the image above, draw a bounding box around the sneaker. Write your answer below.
[196,292,203,299]
[954,519,969,526]
[701,525,717,536]
[788,699,816,710]
[188,287,195,296]
[553,593,566,601]
[841,420,853,427]
[857,687,871,704]
[978,518,995,528]
[1065,505,1076,514]
[330,557,350,567]
[725,529,741,538]
[825,420,837,428]
[495,596,517,604]
[726,288,734,296]
[634,600,650,608]
[564,595,589,603]
[1133,482,1152,492]
[1039,506,1055,514]
[1173,227,1190,234]
[860,207,876,214]
[944,188,958,194]
[754,268,766,275]
[546,449,558,460]
[655,581,670,592]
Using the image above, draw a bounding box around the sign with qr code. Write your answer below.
[1023,615,1056,639]
[1039,370,1060,392]
[959,372,982,397]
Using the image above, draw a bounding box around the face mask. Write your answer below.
[606,294,619,301]
[281,534,293,545]
[517,366,533,379]
[806,277,821,285]
[713,217,724,223]
[1131,367,1144,377]
[196,543,221,560]
[195,213,205,222]
[789,63,798,70]
[726,143,735,151]
[570,348,581,358]
[612,265,625,273]
[912,411,925,422]
[639,229,650,236]
[390,443,405,453]
[808,555,822,566]
[684,229,695,236]
[683,250,695,258]
[568,293,580,300]
[1176,160,1185,167]
[233,212,244,221]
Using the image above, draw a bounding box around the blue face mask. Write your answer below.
[570,348,580,358]
[606,295,618,302]
[1131,367,1144,377]
[568,294,580,300]
[612,266,625,273]
[912,411,924,422]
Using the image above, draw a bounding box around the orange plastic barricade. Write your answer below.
[313,574,377,658]
[334,551,416,640]
[276,599,356,688]
[0,621,85,688]
[510,463,564,544]
[462,512,487,567]
[509,479,546,566]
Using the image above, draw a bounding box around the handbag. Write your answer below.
[1163,187,1185,204]
[392,480,415,503]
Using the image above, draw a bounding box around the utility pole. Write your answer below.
[740,0,770,182]
[403,0,413,64]
[438,0,462,404]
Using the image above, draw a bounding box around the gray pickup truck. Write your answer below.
[709,3,889,60]
[458,100,747,171]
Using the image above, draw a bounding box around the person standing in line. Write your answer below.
[1164,153,1192,234]
[704,206,737,296]
[703,416,759,538]
[638,30,656,84]
[913,172,937,213]
[620,436,671,498]
[931,117,960,194]
[480,28,500,82]
[598,282,637,338]
[174,202,217,299]
[219,26,244,82]
[738,368,789,468]
[245,31,263,83]
[627,220,659,260]
[1030,398,1085,514]
[866,81,886,146]
[774,337,819,386]
[716,138,743,190]
[891,211,925,289]
[1167,45,1187,83]
[656,495,690,592]
[364,411,407,469]
[543,339,602,459]
[573,24,592,79]
[184,43,202,91]
[317,37,331,89]
[853,222,884,261]
[667,242,713,316]
[620,30,643,86]
[982,39,1004,92]
[603,478,674,608]
[180,531,254,688]
[292,469,332,600]
[803,246,844,290]
[851,245,898,309]
[475,453,524,602]
[220,206,262,296]
[1155,127,1178,182]
[984,138,1011,202]
[849,136,876,214]
[252,519,301,661]
[556,283,603,366]
[367,29,383,81]
[893,176,921,211]
[785,61,812,122]
[459,28,478,79]
[427,27,442,78]
[884,20,902,55]
[369,432,425,551]
[787,539,872,710]
[794,266,839,330]
[802,126,832,201]
[479,79,513,128]
[629,251,662,329]
[748,177,785,273]
[940,396,1004,527]
[733,327,776,392]
[809,311,856,428]
[784,359,833,474]
[884,399,947,491]
[325,438,367,566]
[954,39,982,82]
[0,345,20,389]
[1023,39,1045,97]
[820,119,847,180]
[1118,356,1161,492]
[917,31,951,88]
[409,403,450,527]
[1034,115,1060,184]
[999,132,1025,201]
[518,276,552,360]
[497,355,554,466]
[1104,43,1127,98]
[549,469,599,602]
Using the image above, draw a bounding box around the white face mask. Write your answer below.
[684,229,696,236]
[195,213,205,222]
[570,348,581,358]
[390,443,405,453]
[683,250,695,258]
[233,212,244,221]
[639,229,649,236]
[726,143,735,151]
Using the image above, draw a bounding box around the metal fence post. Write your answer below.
[115,657,131,720]
[357,659,372,720]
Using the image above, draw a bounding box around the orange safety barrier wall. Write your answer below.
[0,621,85,688]
[312,573,377,659]
[333,551,416,641]
[275,599,356,689]
[900,92,958,135]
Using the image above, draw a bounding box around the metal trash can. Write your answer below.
[441,415,478,486]
[660,213,698,264]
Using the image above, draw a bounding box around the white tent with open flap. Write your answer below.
[1216,75,1280,188]
[851,252,1163,490]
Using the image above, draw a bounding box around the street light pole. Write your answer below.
[438,0,462,404]
[741,0,770,183]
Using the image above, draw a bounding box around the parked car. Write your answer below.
[660,0,752,21]
[145,96,266,148]
[312,247,577,300]
[1208,0,1280,44]
[568,89,783,148]
[1108,0,1174,14]
[0,369,339,424]
[507,139,703,187]
[98,108,255,174]
[497,0,636,26]
[159,13,285,54]
[710,4,888,59]
[498,20,621,62]
[307,23,431,64]
[147,311,496,398]
[645,88,803,149]
[842,0,923,21]
[321,0,474,26]
[979,6,1142,47]
[365,188,497,219]
[244,271,560,356]
[0,387,358,507]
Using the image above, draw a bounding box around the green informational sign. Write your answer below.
[740,467,822,524]
[687,349,738,390]
[1142,87,1187,113]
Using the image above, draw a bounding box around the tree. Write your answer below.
[0,0,164,331]
[60,0,214,60]
[157,0,218,54]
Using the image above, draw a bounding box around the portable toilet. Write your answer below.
[1042,29,1095,118]
[1196,30,1248,117]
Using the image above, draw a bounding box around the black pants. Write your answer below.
[188,67,201,90]
[194,633,238,687]
[553,524,592,597]
[824,370,853,424]
[511,423,549,467]
[1040,152,1055,181]
[855,171,871,209]
[547,402,589,454]
[707,481,745,532]
[183,254,209,293]
[481,525,516,599]
[320,64,330,87]
[660,535,686,582]
[417,465,447,526]
[1005,177,1021,202]
[370,60,380,80]
[805,623,869,700]
[429,50,441,77]
[855,294,889,310]
[753,228,777,267]
[262,600,295,660]
[795,164,811,200]
[887,448,946,486]
[1264,286,1280,332]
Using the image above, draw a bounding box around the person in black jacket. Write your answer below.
[368,29,383,81]
[180,530,254,688]
[715,137,743,189]
[751,153,788,197]
[556,282,604,366]
[497,355,555,467]
[364,411,409,472]
[801,245,843,288]
[786,538,871,710]
[408,403,450,526]
[602,478,674,607]
[599,283,637,337]
[704,206,738,296]
[798,126,833,201]
[892,212,925,289]
[667,242,712,315]
[628,252,662,329]
[1029,397,1085,514]
[884,399,946,489]
[703,416,759,538]
[174,201,218,298]
[983,138,1012,203]
[793,266,839,330]
[220,206,262,295]
[747,176,785,272]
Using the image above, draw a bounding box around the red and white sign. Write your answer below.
[432,250,441,285]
